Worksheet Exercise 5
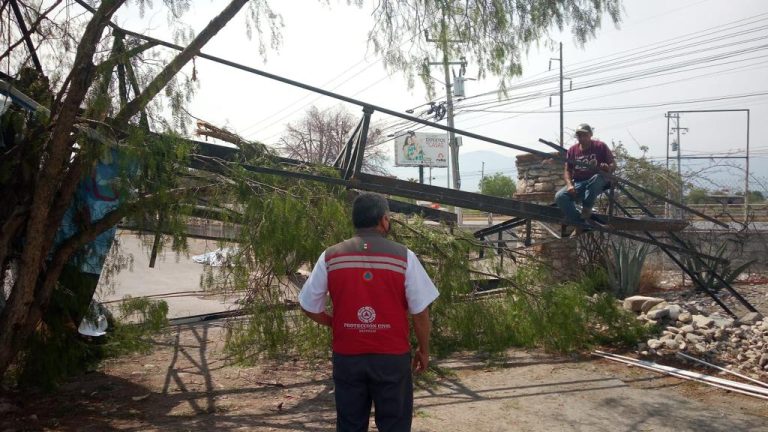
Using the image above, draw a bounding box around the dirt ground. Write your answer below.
[2,322,767,432]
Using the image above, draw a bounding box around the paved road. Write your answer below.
[99,231,243,319]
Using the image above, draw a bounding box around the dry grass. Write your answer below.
[637,264,662,294]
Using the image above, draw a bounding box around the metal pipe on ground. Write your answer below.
[593,350,768,400]
[676,352,768,390]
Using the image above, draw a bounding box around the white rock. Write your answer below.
[680,325,696,334]
[664,339,681,350]
[648,339,663,350]
[647,307,670,321]
[623,296,664,313]
[665,326,681,334]
[668,305,683,321]
[736,312,764,326]
[686,333,704,344]
[692,315,715,329]
[711,317,734,329]
[678,312,693,324]
[644,300,669,314]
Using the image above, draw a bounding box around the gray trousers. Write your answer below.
[332,352,413,432]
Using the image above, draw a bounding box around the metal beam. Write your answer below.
[616,184,756,313]
[333,119,361,169]
[8,0,43,74]
[187,155,723,262]
[612,200,736,317]
[474,217,529,238]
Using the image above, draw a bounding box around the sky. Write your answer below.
[114,0,768,194]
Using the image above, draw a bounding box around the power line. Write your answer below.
[454,17,768,112]
[458,43,768,113]
[458,91,768,114]
[452,52,768,129]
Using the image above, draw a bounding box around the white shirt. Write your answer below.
[299,249,439,315]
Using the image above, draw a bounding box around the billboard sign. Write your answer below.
[394,132,449,167]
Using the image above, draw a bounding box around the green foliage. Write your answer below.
[434,266,649,355]
[205,161,353,361]
[223,212,647,362]
[604,239,651,299]
[0,0,286,382]
[16,295,168,390]
[101,296,169,358]
[748,190,765,203]
[479,173,517,199]
[686,187,709,204]
[225,304,331,363]
[612,141,687,201]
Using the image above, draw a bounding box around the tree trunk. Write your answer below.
[0,0,126,378]
[0,0,252,380]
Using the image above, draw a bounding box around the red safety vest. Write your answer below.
[325,230,409,355]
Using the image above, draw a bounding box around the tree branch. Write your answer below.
[113,0,250,125]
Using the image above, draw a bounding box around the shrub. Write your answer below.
[15,295,168,389]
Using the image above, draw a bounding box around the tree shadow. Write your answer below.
[413,366,768,432]
[1,322,338,431]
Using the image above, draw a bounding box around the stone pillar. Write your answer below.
[514,152,580,280]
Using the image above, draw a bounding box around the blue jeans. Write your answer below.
[555,174,607,224]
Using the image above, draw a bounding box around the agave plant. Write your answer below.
[682,242,755,292]
[604,239,652,299]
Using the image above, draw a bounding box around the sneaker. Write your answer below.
[572,226,594,237]
[581,206,593,221]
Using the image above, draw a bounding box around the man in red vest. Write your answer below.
[299,193,439,431]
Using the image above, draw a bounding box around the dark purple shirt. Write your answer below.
[566,139,614,181]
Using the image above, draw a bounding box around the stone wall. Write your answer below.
[514,152,579,279]
[515,152,563,200]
